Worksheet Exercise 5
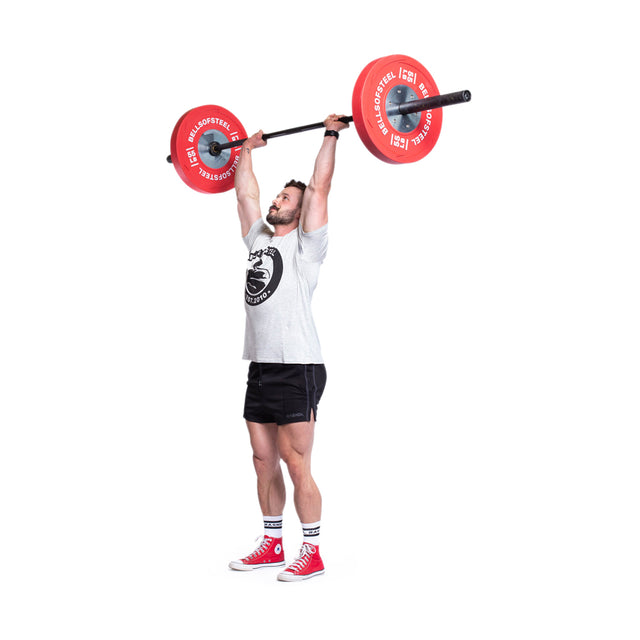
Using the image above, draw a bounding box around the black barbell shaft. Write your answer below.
[208,117,353,156]
[262,116,354,140]
[207,90,470,156]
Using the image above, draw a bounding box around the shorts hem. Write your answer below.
[243,409,317,426]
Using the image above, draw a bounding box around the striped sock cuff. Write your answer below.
[302,521,321,542]
[264,516,283,537]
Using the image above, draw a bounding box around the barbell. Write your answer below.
[168,54,471,194]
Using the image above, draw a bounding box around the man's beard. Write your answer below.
[267,206,298,226]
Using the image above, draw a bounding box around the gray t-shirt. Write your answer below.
[242,219,328,364]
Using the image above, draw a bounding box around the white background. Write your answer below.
[1,1,638,638]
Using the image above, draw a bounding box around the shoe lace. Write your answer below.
[287,543,315,572]
[246,536,271,561]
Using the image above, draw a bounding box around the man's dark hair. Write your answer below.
[285,179,307,193]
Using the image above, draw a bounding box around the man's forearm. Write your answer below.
[308,136,338,194]
[235,131,267,200]
[235,144,260,200]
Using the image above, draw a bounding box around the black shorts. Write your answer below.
[243,362,327,425]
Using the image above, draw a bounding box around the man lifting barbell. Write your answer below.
[167,54,471,582]
[227,114,349,581]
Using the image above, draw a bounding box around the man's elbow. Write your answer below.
[236,189,259,205]
[306,179,331,200]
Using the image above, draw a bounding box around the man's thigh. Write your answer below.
[277,419,316,461]
[246,421,279,460]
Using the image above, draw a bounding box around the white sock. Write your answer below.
[264,515,283,538]
[302,521,321,546]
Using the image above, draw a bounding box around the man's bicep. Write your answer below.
[300,186,329,233]
[237,197,262,237]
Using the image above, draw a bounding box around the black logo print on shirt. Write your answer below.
[245,246,283,306]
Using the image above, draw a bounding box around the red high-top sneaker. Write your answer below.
[229,536,285,571]
[277,542,325,581]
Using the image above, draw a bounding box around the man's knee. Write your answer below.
[280,448,312,485]
[252,450,280,475]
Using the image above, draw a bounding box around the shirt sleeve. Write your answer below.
[243,218,271,249]
[298,224,328,263]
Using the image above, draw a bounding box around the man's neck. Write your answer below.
[272,220,299,237]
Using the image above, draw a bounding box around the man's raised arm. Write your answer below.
[235,131,267,237]
[300,114,349,233]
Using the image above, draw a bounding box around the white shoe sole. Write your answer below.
[277,569,325,582]
[229,560,286,571]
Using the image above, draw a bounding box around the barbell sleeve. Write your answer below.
[385,90,471,117]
